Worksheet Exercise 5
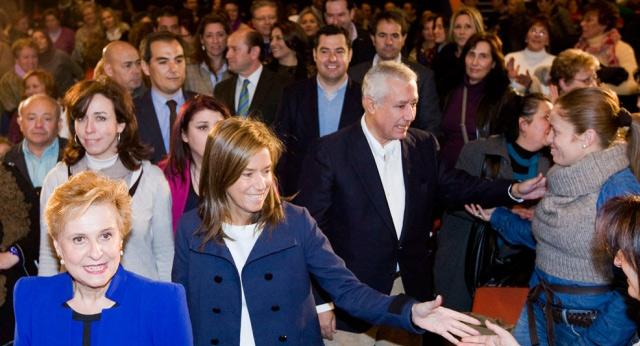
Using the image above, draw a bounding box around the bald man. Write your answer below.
[102,41,145,98]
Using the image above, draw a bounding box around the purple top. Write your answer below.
[440,75,487,169]
[159,159,191,235]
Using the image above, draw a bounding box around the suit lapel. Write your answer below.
[347,123,396,235]
[307,78,320,137]
[399,133,418,244]
[338,78,363,129]
[250,69,270,112]
[226,75,239,114]
[142,91,166,156]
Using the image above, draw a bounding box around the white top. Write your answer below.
[223,222,262,346]
[234,64,263,112]
[504,48,555,96]
[360,116,405,239]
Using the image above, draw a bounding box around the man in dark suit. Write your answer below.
[296,61,545,345]
[134,31,196,163]
[2,94,66,194]
[214,29,291,126]
[324,0,375,66]
[348,10,442,139]
[275,25,363,197]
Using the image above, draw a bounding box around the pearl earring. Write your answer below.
[120,249,124,256]
[583,144,587,148]
[60,258,65,265]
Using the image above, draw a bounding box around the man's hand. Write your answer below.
[0,251,19,270]
[318,310,337,340]
[411,295,481,345]
[511,174,546,200]
[458,320,520,346]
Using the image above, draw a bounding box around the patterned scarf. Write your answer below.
[574,29,621,67]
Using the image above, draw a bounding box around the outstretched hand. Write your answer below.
[412,296,481,345]
[465,204,494,222]
[511,174,546,200]
[458,320,520,346]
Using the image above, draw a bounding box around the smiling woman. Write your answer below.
[14,171,192,345]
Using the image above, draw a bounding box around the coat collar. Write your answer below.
[190,218,298,266]
[56,264,129,305]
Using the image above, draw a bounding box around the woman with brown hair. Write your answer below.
[185,14,232,96]
[266,21,310,81]
[38,77,174,282]
[438,32,516,169]
[172,117,483,346]
[160,95,231,233]
[467,87,640,346]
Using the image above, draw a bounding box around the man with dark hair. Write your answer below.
[134,31,195,163]
[250,0,278,57]
[348,11,442,138]
[153,6,181,35]
[324,0,375,66]
[275,25,362,197]
[214,29,291,126]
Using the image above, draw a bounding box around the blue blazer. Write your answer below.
[13,265,193,346]
[172,202,420,346]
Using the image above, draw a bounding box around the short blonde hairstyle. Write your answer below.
[45,171,132,240]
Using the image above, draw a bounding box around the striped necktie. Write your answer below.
[237,79,250,116]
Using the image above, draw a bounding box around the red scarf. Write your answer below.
[574,29,621,67]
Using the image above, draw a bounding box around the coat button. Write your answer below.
[210,339,219,345]
[212,307,221,314]
[214,276,222,283]
[271,305,280,311]
[264,272,273,280]
[279,335,287,342]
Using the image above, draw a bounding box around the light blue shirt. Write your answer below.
[317,77,348,137]
[205,61,228,90]
[150,88,185,152]
[22,137,59,187]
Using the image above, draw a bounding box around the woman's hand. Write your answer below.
[514,70,532,88]
[465,204,494,222]
[411,295,481,344]
[0,251,19,270]
[506,58,518,79]
[511,207,534,221]
[458,320,520,346]
[511,174,547,200]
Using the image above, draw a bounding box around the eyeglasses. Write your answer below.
[574,75,599,85]
[254,15,276,23]
[530,28,547,37]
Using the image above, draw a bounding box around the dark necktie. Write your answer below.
[166,100,177,141]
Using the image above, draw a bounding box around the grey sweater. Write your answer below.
[533,144,629,283]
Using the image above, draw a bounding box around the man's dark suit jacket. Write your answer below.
[2,137,68,192]
[213,68,292,127]
[133,89,197,164]
[274,77,363,197]
[350,26,376,67]
[348,59,443,139]
[296,122,514,332]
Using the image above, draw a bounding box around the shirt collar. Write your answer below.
[238,64,263,86]
[150,87,183,105]
[360,115,400,158]
[21,137,59,158]
[316,75,348,98]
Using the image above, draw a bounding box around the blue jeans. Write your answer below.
[513,268,637,346]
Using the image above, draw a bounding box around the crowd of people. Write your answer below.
[1,0,640,345]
